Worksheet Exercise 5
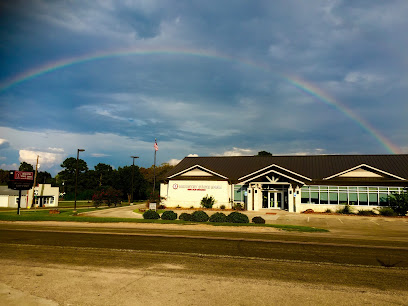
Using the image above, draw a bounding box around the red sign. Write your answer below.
[13,171,34,181]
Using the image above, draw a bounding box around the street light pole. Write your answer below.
[130,156,139,204]
[74,149,85,211]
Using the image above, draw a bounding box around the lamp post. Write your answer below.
[74,149,85,211]
[130,156,139,204]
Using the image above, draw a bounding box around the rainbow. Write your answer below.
[0,47,401,154]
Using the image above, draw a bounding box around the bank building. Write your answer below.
[160,155,408,213]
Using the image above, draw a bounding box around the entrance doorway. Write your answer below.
[262,191,284,209]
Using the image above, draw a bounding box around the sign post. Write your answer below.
[8,171,34,215]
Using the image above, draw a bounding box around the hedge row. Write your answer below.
[142,210,265,224]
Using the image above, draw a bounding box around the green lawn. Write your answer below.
[0,209,328,232]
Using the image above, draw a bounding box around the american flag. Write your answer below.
[154,139,158,151]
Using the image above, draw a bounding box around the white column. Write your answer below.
[247,187,253,211]
[253,184,262,211]
[294,186,302,213]
[288,185,294,212]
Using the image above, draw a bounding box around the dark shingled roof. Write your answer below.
[0,186,28,196]
[165,155,408,184]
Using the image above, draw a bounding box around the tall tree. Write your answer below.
[0,169,9,185]
[140,163,175,194]
[256,151,273,156]
[19,161,34,171]
[58,157,88,194]
[114,165,147,201]
[94,163,114,187]
[37,171,53,185]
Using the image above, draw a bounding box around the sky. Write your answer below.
[0,0,407,175]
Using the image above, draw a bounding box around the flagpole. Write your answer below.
[153,139,157,195]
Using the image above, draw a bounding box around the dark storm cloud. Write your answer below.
[0,0,407,171]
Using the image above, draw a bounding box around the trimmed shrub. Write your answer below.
[357,210,376,216]
[336,204,354,214]
[220,205,226,210]
[179,212,192,221]
[209,212,227,223]
[324,209,332,213]
[379,207,397,217]
[227,211,249,223]
[161,210,177,220]
[232,203,244,211]
[143,209,160,219]
[252,216,265,224]
[191,211,209,222]
[201,195,216,209]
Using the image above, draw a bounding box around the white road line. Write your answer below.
[337,218,343,224]
[307,217,310,222]
[370,220,380,226]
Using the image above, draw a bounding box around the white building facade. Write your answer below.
[160,155,408,213]
[0,184,59,208]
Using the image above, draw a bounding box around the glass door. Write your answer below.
[276,192,282,208]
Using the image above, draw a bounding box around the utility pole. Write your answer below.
[30,155,39,209]
[74,149,85,211]
[130,156,139,204]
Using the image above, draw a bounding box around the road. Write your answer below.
[1,222,408,305]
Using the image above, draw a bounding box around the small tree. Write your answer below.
[388,190,408,216]
[201,195,215,209]
[92,187,122,207]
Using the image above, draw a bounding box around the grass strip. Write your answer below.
[0,210,328,232]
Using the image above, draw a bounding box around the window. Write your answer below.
[349,193,358,205]
[301,187,309,203]
[300,185,403,206]
[368,193,378,206]
[320,192,328,204]
[310,192,319,204]
[339,192,348,204]
[234,186,242,202]
[329,192,338,204]
[359,193,368,206]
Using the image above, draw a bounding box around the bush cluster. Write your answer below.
[227,211,249,223]
[209,212,227,223]
[179,212,192,221]
[143,209,160,219]
[388,190,408,216]
[252,216,265,224]
[161,210,177,220]
[357,210,376,216]
[336,204,354,214]
[191,211,209,222]
[141,210,262,225]
[378,207,397,216]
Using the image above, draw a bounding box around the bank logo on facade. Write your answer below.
[173,183,178,189]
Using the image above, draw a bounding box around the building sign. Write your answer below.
[8,171,34,190]
[13,171,34,181]
[173,184,223,191]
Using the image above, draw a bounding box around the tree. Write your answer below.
[92,187,123,207]
[139,163,175,194]
[388,189,408,216]
[94,163,114,187]
[58,157,88,196]
[114,165,147,201]
[0,169,9,185]
[36,171,53,184]
[19,161,34,171]
[256,151,273,156]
